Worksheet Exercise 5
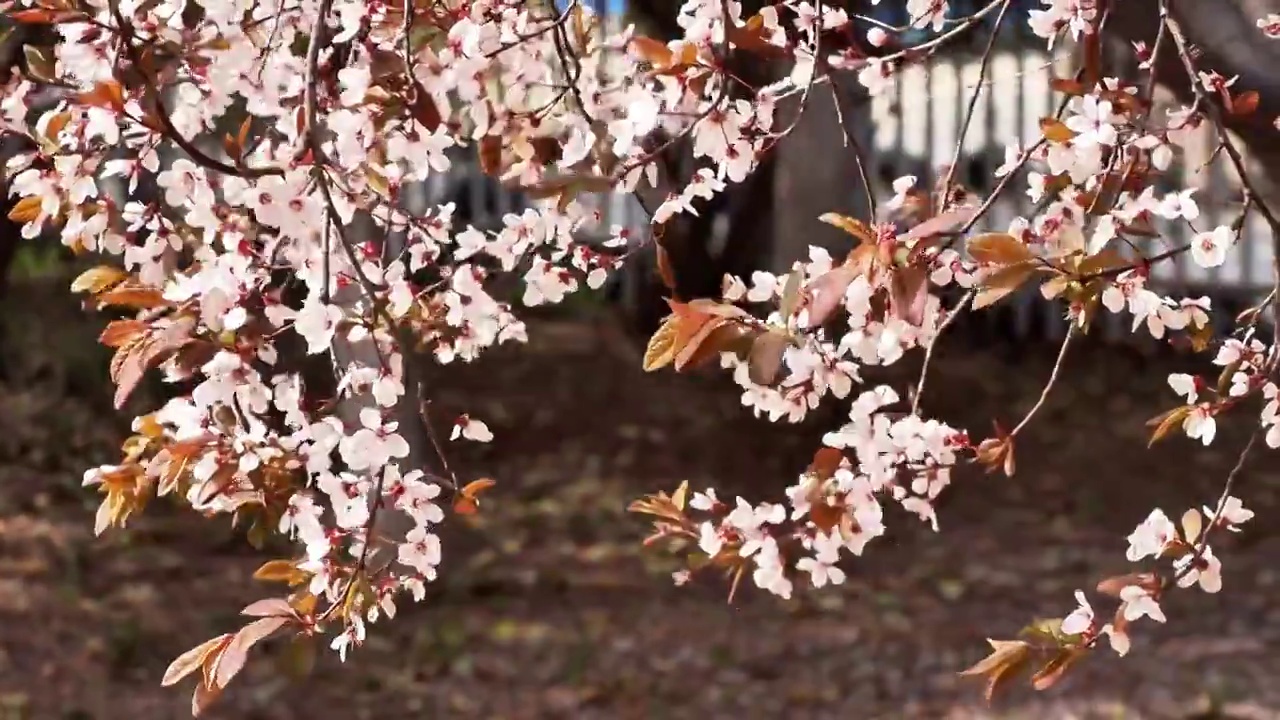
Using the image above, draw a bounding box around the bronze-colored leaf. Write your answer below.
[162,634,231,687]
[804,265,858,327]
[903,205,978,241]
[973,263,1036,310]
[253,559,302,584]
[214,616,288,689]
[818,212,876,245]
[78,80,125,113]
[7,195,44,223]
[1096,572,1157,597]
[43,111,72,140]
[95,285,169,309]
[408,79,441,132]
[1146,405,1191,447]
[99,319,146,348]
[675,321,748,371]
[454,477,497,515]
[670,480,690,512]
[1181,507,1202,544]
[1031,648,1086,691]
[630,36,674,67]
[889,266,930,326]
[1040,117,1075,143]
[967,232,1034,266]
[958,639,1032,703]
[241,597,298,618]
[643,315,679,372]
[807,447,844,480]
[478,134,503,176]
[747,330,789,386]
[1050,77,1087,96]
[1231,90,1260,117]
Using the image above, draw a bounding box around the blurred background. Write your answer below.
[2,1,1280,718]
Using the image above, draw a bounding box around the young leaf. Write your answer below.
[818,212,875,245]
[643,315,679,372]
[630,36,674,67]
[958,639,1032,702]
[1146,406,1192,447]
[1181,508,1203,544]
[1040,117,1076,143]
[7,195,44,223]
[454,477,497,515]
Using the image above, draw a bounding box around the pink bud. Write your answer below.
[867,27,890,47]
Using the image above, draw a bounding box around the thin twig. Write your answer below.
[1011,323,1075,436]
[911,290,975,415]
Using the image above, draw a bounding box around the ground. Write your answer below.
[1,277,1279,720]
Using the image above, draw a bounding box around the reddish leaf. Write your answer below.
[903,205,977,241]
[10,7,80,22]
[478,134,503,176]
[454,477,496,515]
[241,597,298,618]
[162,634,231,687]
[973,263,1036,310]
[958,639,1032,703]
[1050,76,1087,96]
[1096,572,1158,597]
[630,36,674,67]
[1231,90,1260,116]
[967,232,1033,266]
[214,616,288,689]
[804,265,858,327]
[1040,117,1076,143]
[675,320,749,371]
[747,330,789,385]
[77,80,125,113]
[643,314,678,372]
[7,195,44,223]
[889,266,930,326]
[1031,648,1086,691]
[818,212,876,245]
[407,80,441,131]
[807,447,844,480]
[99,319,145,348]
[191,677,222,717]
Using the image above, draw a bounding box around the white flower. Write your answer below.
[1060,590,1095,636]
[1167,373,1199,403]
[1191,225,1232,268]
[1205,495,1254,530]
[1175,546,1223,593]
[1126,509,1177,561]
[450,415,493,442]
[1184,404,1217,445]
[1119,585,1166,623]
